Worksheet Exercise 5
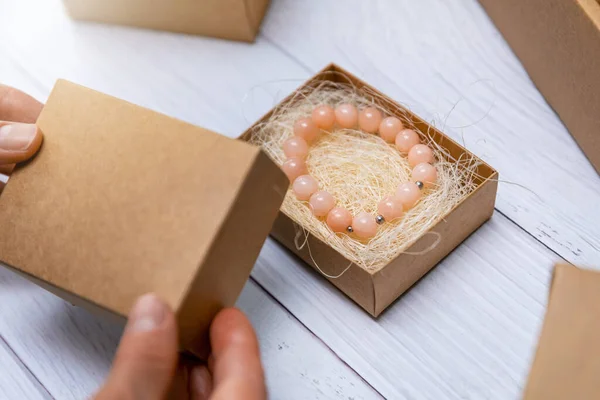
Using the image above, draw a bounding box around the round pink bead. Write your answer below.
[352,212,378,239]
[395,182,422,209]
[358,107,383,134]
[377,196,404,221]
[379,117,404,143]
[312,105,335,130]
[412,163,438,188]
[293,118,319,143]
[281,158,308,182]
[283,136,309,159]
[335,104,358,129]
[292,175,319,201]
[395,129,421,153]
[326,207,353,233]
[309,191,336,217]
[408,144,434,167]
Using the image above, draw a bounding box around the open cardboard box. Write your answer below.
[241,64,499,316]
[62,0,271,42]
[524,263,600,399]
[0,80,288,358]
[478,0,600,174]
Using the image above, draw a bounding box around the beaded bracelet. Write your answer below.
[281,104,437,240]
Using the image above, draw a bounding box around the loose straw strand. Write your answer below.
[294,223,353,279]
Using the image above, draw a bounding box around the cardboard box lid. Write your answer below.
[523,264,600,399]
[0,80,287,356]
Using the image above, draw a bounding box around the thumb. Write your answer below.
[0,122,43,165]
[95,294,179,400]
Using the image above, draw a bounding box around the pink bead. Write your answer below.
[309,191,336,217]
[281,158,308,182]
[358,107,383,134]
[312,105,335,130]
[294,118,319,143]
[326,207,353,233]
[352,212,378,239]
[377,196,404,221]
[283,136,309,159]
[408,144,434,167]
[395,182,422,209]
[292,175,319,201]
[412,163,437,188]
[379,117,404,143]
[395,129,420,153]
[335,104,358,129]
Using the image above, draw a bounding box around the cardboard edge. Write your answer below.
[577,0,600,28]
[176,148,288,358]
[242,0,271,41]
[548,263,575,291]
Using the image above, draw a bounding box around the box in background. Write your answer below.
[242,64,499,317]
[63,0,270,42]
[478,0,600,174]
[0,80,287,358]
[524,264,600,399]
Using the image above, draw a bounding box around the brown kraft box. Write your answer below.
[0,80,288,358]
[62,0,271,42]
[478,0,600,174]
[241,64,499,317]
[524,264,600,399]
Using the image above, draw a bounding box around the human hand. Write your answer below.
[94,294,266,400]
[0,84,44,190]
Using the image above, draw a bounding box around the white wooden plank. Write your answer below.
[0,337,50,400]
[0,267,119,399]
[252,213,558,399]
[238,283,381,400]
[259,0,600,267]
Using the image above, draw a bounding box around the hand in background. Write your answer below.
[0,85,44,194]
[95,294,266,400]
[0,85,43,166]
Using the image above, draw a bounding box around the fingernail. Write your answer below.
[0,123,38,151]
[190,366,213,398]
[127,293,168,333]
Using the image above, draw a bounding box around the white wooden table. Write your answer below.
[1,0,598,399]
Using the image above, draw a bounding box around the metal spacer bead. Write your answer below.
[415,181,424,190]
[346,226,354,233]
[376,215,385,225]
